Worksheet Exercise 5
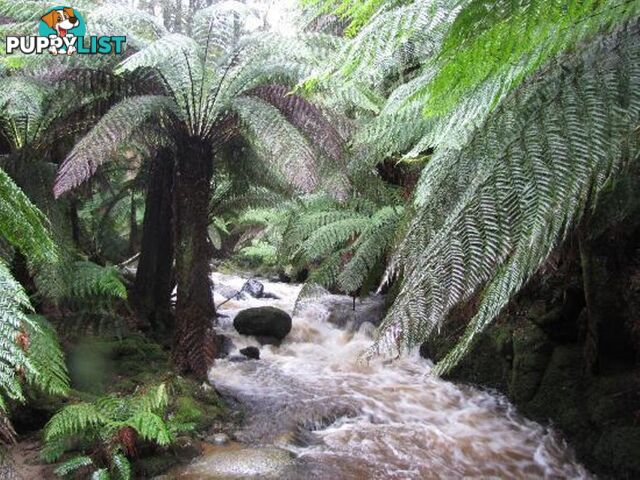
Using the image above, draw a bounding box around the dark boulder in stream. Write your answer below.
[240,346,260,360]
[234,307,292,340]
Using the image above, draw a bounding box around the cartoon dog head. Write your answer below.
[40,8,79,37]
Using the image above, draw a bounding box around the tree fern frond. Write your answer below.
[338,206,404,292]
[249,84,345,163]
[23,315,69,397]
[67,261,128,301]
[376,20,640,373]
[0,168,57,264]
[233,95,320,192]
[53,96,174,198]
[0,260,31,407]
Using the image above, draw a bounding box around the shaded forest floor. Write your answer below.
[5,334,240,479]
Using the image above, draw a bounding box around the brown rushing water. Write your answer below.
[175,273,591,479]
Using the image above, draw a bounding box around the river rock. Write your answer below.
[240,346,260,360]
[419,342,431,359]
[324,294,386,330]
[210,433,229,445]
[215,283,245,300]
[178,446,295,479]
[173,436,203,462]
[234,307,292,340]
[219,334,236,357]
[241,279,265,298]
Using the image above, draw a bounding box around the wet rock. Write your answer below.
[241,279,264,298]
[173,436,203,462]
[509,321,553,403]
[419,342,431,359]
[234,307,292,340]
[178,446,295,479]
[210,433,229,445]
[324,294,386,330]
[219,334,236,357]
[227,354,248,363]
[215,284,245,300]
[240,346,260,360]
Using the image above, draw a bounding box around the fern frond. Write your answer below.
[0,168,57,264]
[125,411,171,446]
[23,315,69,397]
[376,20,640,373]
[111,451,131,480]
[338,206,404,292]
[44,403,106,442]
[67,262,128,301]
[54,455,94,477]
[53,96,175,198]
[91,468,111,480]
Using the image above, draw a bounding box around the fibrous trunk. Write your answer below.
[132,148,175,336]
[172,138,218,378]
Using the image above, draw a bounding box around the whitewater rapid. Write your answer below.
[178,272,590,479]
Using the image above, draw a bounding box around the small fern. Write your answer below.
[43,384,172,478]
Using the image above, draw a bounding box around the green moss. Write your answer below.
[508,321,552,403]
[174,396,204,425]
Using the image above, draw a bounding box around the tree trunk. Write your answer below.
[129,190,139,256]
[579,230,599,374]
[172,138,218,378]
[132,148,175,337]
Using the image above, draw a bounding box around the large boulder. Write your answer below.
[233,307,292,340]
[241,279,265,298]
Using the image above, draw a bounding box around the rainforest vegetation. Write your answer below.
[0,0,639,478]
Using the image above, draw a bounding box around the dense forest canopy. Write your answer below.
[0,0,639,477]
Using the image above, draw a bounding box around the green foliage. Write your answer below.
[0,169,66,443]
[68,262,128,301]
[301,0,409,36]
[376,21,640,373]
[24,315,70,397]
[0,168,57,265]
[43,384,172,477]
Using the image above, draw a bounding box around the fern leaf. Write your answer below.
[376,20,640,373]
[54,455,94,477]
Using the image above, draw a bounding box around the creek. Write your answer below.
[175,272,590,479]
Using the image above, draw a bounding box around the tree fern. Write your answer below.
[375,20,640,373]
[0,167,67,442]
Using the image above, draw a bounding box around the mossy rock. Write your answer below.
[508,321,553,403]
[594,427,640,477]
[525,346,589,432]
[587,373,640,427]
[174,396,205,425]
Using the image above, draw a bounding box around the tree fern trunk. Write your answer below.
[132,149,175,337]
[172,138,218,378]
[579,230,599,374]
[128,190,139,256]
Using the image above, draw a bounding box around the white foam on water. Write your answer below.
[199,272,591,479]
